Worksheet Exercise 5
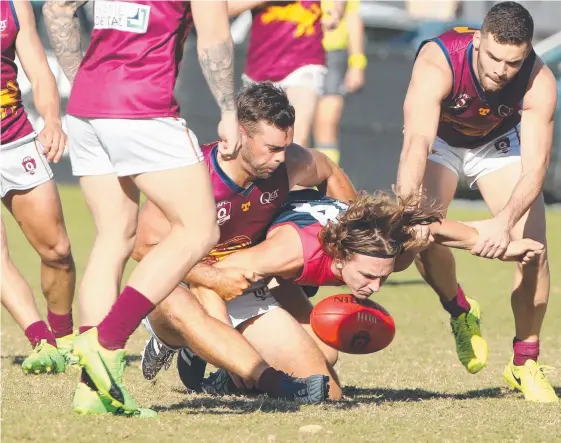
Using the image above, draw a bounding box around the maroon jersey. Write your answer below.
[203,143,289,264]
[1,0,34,144]
[417,27,536,148]
[245,1,325,82]
[68,1,192,119]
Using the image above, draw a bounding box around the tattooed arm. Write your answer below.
[43,1,87,85]
[192,1,240,154]
[191,0,236,114]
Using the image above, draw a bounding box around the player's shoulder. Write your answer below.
[524,56,558,111]
[285,143,310,162]
[284,143,313,177]
[415,41,452,74]
[272,190,348,228]
[411,40,454,98]
[200,141,219,160]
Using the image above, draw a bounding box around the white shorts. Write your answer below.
[428,125,521,189]
[142,280,279,349]
[66,115,204,177]
[242,64,327,95]
[226,280,280,329]
[0,132,53,198]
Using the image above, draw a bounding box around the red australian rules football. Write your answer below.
[311,294,396,354]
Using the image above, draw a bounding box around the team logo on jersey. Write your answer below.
[0,20,7,34]
[494,136,510,154]
[479,108,490,116]
[241,202,251,212]
[260,189,279,205]
[22,156,37,175]
[498,104,514,118]
[1,81,20,119]
[451,93,471,111]
[216,201,231,226]
[205,235,252,263]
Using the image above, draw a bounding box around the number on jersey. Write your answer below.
[293,202,347,226]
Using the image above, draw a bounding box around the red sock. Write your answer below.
[24,321,56,348]
[513,338,539,366]
[47,309,73,338]
[441,285,471,318]
[97,286,155,351]
[79,326,96,386]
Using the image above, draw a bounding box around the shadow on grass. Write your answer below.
[338,385,506,405]
[150,383,538,414]
[151,394,301,415]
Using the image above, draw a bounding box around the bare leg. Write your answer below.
[313,94,344,164]
[285,85,320,148]
[3,180,75,316]
[414,161,459,303]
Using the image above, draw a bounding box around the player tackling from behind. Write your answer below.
[136,82,355,404]
[44,0,240,416]
[159,188,543,397]
[396,1,558,402]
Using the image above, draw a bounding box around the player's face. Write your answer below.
[341,254,395,299]
[473,31,530,93]
[241,122,294,180]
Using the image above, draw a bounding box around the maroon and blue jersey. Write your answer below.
[269,189,346,288]
[202,142,289,264]
[417,27,536,148]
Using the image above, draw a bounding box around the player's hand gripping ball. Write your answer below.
[311,294,396,354]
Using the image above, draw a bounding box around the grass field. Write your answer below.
[2,185,560,443]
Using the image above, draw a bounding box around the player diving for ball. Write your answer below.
[137,183,543,400]
[133,81,356,403]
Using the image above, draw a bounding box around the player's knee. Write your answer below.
[173,219,219,257]
[38,237,73,270]
[324,347,339,367]
[167,299,206,333]
[96,217,138,259]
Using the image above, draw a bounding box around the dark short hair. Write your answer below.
[237,82,295,135]
[481,1,533,45]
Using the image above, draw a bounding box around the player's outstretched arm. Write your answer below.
[430,220,544,264]
[494,60,557,230]
[214,225,304,280]
[14,0,66,162]
[43,1,87,85]
[396,43,452,197]
[468,61,556,260]
[394,219,544,271]
[285,144,357,202]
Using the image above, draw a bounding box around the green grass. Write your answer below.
[2,186,560,442]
